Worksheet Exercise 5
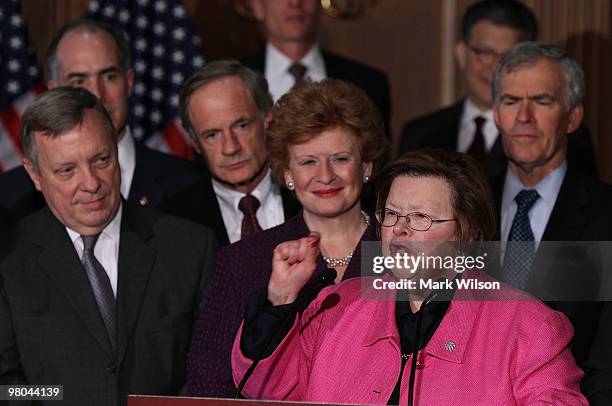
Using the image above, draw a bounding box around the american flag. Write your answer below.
[0,0,44,173]
[87,0,205,159]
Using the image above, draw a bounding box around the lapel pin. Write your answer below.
[139,195,149,206]
[444,341,456,351]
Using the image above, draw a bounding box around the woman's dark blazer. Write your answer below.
[186,212,377,397]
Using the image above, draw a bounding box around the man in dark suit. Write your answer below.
[490,42,611,405]
[0,19,201,218]
[0,207,17,263]
[161,60,300,246]
[243,0,390,134]
[0,87,216,406]
[399,0,595,178]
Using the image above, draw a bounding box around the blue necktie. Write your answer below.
[503,189,540,289]
[81,234,116,352]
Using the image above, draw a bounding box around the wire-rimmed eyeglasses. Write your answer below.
[467,43,504,65]
[375,208,456,231]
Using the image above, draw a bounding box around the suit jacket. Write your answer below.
[490,166,612,404]
[242,48,391,136]
[186,213,377,397]
[399,100,597,178]
[0,203,217,406]
[159,175,301,247]
[0,206,17,262]
[233,276,586,405]
[0,142,202,218]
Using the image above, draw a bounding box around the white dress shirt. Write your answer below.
[500,161,567,254]
[265,43,327,102]
[117,127,136,199]
[457,99,498,153]
[66,204,123,297]
[212,170,285,244]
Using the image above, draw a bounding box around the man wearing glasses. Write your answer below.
[398,0,595,178]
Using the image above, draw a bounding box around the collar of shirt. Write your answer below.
[117,126,136,199]
[212,169,285,243]
[265,42,327,102]
[501,160,567,247]
[457,98,497,153]
[66,203,123,297]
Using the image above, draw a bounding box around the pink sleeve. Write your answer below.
[513,311,588,405]
[231,314,305,400]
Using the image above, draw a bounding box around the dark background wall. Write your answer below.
[21,0,612,181]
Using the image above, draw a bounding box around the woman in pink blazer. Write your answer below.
[232,150,587,405]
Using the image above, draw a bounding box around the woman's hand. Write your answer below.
[268,233,321,306]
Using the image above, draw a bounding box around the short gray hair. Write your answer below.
[492,42,585,111]
[46,19,131,81]
[179,59,273,140]
[20,87,116,173]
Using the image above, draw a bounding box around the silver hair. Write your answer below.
[492,42,585,111]
[179,59,272,141]
[20,87,116,173]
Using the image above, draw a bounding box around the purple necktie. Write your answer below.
[467,116,486,161]
[288,63,307,88]
[239,195,263,239]
[81,234,116,352]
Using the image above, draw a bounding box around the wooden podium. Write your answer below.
[128,396,343,406]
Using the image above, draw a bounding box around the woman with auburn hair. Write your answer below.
[187,79,388,396]
[233,150,587,405]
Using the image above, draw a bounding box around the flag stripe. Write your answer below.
[87,0,205,160]
[162,122,193,160]
[13,84,44,115]
[0,1,44,172]
[0,123,23,173]
[0,105,23,155]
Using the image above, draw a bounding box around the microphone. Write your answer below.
[407,276,457,406]
[235,268,337,398]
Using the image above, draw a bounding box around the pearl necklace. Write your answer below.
[321,211,370,268]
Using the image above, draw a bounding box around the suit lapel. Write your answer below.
[129,143,164,206]
[201,178,230,246]
[321,50,340,78]
[250,50,266,72]
[36,209,114,359]
[490,169,506,241]
[445,101,464,150]
[115,203,156,366]
[486,136,507,178]
[542,169,588,241]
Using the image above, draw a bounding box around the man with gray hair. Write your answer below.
[0,18,201,218]
[491,42,612,404]
[0,86,216,405]
[161,59,300,246]
[399,0,595,178]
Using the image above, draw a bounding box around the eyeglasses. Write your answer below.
[375,208,456,231]
[467,43,504,65]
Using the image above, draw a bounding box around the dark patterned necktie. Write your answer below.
[81,234,116,351]
[239,195,263,239]
[288,63,307,88]
[502,189,540,289]
[467,116,486,161]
